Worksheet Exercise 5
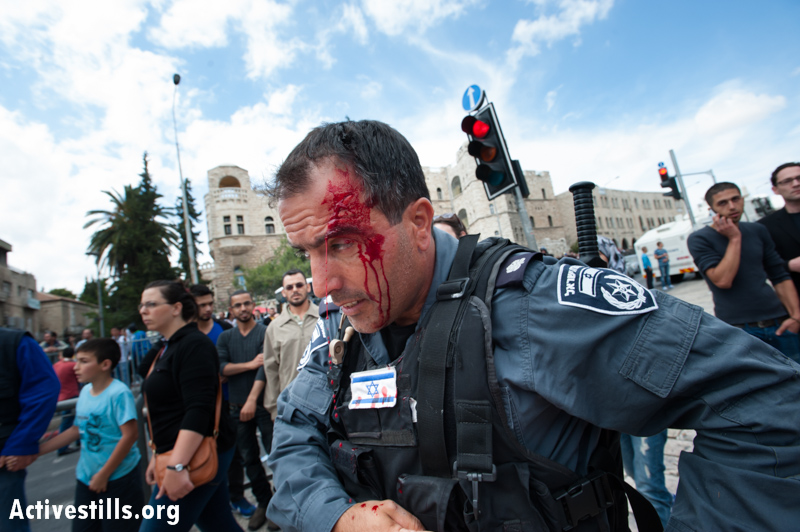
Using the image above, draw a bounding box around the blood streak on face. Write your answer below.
[321,168,391,328]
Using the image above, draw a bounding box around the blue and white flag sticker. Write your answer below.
[557,264,658,315]
[349,367,398,410]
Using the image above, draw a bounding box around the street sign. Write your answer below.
[658,161,666,168]
[462,85,484,112]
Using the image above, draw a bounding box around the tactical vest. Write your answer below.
[0,328,27,452]
[326,237,661,532]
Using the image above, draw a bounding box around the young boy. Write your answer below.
[40,338,143,531]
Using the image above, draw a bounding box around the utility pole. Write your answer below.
[172,74,199,285]
[669,149,697,227]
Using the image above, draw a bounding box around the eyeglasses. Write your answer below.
[138,301,169,311]
[776,175,800,187]
[284,282,306,291]
[231,301,254,309]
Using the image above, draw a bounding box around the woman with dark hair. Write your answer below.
[137,280,242,532]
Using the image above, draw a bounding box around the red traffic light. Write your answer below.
[461,116,490,138]
[658,167,668,181]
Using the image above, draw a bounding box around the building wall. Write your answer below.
[0,240,39,334]
[202,165,285,309]
[555,187,683,251]
[37,295,97,337]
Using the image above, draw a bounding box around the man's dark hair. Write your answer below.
[189,284,213,298]
[771,162,800,186]
[62,347,75,359]
[76,338,121,370]
[45,330,57,338]
[705,182,741,207]
[144,280,197,322]
[229,289,251,304]
[282,269,306,284]
[269,120,430,224]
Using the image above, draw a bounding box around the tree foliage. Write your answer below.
[84,153,179,327]
[48,288,78,299]
[173,178,202,282]
[242,238,311,300]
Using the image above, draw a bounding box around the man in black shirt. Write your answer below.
[759,162,800,298]
[217,290,276,530]
[688,181,800,362]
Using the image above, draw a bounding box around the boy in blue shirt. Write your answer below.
[40,338,143,532]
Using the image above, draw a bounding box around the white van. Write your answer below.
[634,215,712,283]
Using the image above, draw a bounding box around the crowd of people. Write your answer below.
[2,117,799,532]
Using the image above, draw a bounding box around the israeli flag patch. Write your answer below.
[348,367,398,410]
[297,318,329,371]
[557,264,658,315]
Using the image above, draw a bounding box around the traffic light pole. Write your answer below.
[513,187,538,250]
[669,149,697,227]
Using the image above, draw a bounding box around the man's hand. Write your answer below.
[711,214,741,240]
[788,256,800,273]
[776,317,800,336]
[333,500,428,532]
[1,454,37,471]
[250,354,264,370]
[145,456,157,486]
[240,399,256,422]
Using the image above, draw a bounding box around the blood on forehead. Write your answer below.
[321,168,391,326]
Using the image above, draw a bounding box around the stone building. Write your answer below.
[201,165,284,308]
[36,292,96,338]
[555,187,683,251]
[0,238,39,333]
[425,143,569,256]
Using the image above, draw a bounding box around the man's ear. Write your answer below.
[405,198,435,251]
[101,359,113,372]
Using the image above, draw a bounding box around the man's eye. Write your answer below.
[330,239,355,252]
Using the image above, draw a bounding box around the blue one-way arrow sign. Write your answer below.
[462,85,484,112]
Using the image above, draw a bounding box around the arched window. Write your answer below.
[639,216,645,231]
[457,209,469,229]
[548,215,553,227]
[541,188,547,200]
[436,187,443,200]
[622,238,629,249]
[265,216,275,234]
[234,266,246,289]
[219,176,241,188]
[451,176,462,197]
[529,216,535,228]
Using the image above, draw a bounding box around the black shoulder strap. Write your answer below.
[417,234,480,477]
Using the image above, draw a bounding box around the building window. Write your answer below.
[548,215,553,227]
[635,198,639,209]
[265,216,275,234]
[223,215,231,235]
[640,216,645,232]
[597,217,602,228]
[236,215,243,222]
[530,216,535,228]
[234,266,245,289]
[541,188,547,200]
[237,224,245,235]
[224,225,232,235]
[2,281,10,296]
[457,208,469,229]
[219,176,241,188]
[436,187,443,200]
[451,176,462,197]
[608,218,614,228]
[665,199,672,208]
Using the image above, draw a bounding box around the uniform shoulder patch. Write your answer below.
[557,264,658,315]
[496,252,539,288]
[297,317,329,371]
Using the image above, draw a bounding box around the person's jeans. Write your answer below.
[620,430,673,528]
[229,403,274,508]
[73,465,144,532]
[227,443,245,502]
[1,466,30,532]
[658,262,672,288]
[742,323,800,364]
[644,267,654,289]
[139,446,243,532]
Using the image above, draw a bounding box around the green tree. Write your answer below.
[173,178,202,282]
[242,238,311,300]
[84,153,179,327]
[48,288,78,299]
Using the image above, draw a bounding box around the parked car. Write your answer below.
[623,254,640,277]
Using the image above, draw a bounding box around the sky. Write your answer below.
[1,0,799,295]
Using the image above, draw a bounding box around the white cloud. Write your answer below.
[361,0,478,36]
[358,78,382,99]
[546,89,558,111]
[340,3,369,45]
[694,87,785,136]
[508,0,614,65]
